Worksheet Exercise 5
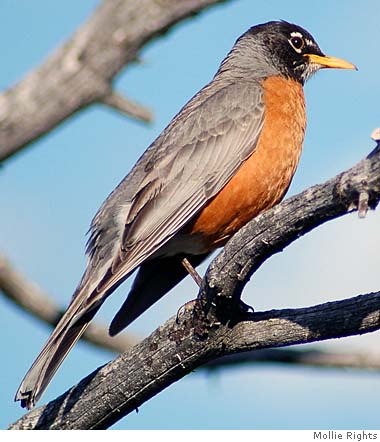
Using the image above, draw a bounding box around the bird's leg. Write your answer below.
[182,257,203,287]
[181,257,254,316]
[176,258,203,324]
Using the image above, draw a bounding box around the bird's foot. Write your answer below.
[176,299,198,324]
[237,299,255,315]
[175,296,255,339]
[208,296,255,326]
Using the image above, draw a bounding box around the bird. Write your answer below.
[15,20,356,409]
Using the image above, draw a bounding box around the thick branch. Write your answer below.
[0,254,137,353]
[201,143,380,313]
[4,253,377,373]
[9,291,380,430]
[9,143,380,430]
[3,252,377,371]
[0,0,231,162]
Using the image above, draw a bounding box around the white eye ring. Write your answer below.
[289,35,305,53]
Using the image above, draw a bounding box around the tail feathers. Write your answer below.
[109,253,209,336]
[16,253,209,408]
[15,302,100,410]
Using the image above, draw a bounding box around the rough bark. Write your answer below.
[9,292,380,430]
[9,141,380,430]
[2,253,378,370]
[3,0,379,430]
[200,143,380,313]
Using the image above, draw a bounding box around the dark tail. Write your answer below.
[16,253,208,408]
[109,253,209,336]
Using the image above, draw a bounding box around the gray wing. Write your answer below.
[14,80,266,409]
[15,79,265,409]
[86,79,265,295]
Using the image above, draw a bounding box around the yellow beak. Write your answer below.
[305,53,357,70]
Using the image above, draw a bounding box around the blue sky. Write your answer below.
[1,0,380,430]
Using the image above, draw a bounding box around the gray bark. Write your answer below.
[3,0,379,430]
[9,292,380,430]
[9,141,380,430]
[0,0,231,162]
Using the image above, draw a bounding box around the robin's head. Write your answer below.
[218,21,356,84]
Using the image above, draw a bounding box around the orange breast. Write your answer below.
[188,76,306,249]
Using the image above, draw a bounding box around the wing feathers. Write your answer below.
[16,79,266,409]
[86,80,264,313]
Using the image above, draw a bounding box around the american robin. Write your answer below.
[15,20,356,409]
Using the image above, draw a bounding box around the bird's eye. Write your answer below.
[289,36,305,52]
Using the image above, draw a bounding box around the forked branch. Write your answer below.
[9,140,380,430]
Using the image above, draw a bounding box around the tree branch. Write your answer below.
[9,291,380,430]
[9,141,380,430]
[100,90,153,122]
[200,141,380,315]
[3,251,378,373]
[4,252,378,373]
[0,0,232,163]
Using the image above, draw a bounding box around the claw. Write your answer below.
[238,299,255,314]
[176,299,197,324]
